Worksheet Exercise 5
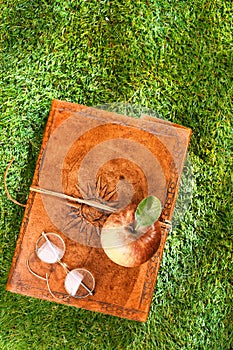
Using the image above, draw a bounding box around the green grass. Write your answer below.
[0,0,232,349]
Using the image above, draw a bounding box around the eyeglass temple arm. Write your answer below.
[26,253,47,281]
[45,273,70,301]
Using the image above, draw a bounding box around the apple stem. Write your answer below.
[128,221,137,233]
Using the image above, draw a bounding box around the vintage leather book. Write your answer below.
[6,100,192,322]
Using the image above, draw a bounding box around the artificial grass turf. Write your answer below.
[0,0,232,348]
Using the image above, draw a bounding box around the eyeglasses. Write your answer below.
[27,232,95,300]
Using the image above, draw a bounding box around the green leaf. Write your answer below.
[135,195,162,230]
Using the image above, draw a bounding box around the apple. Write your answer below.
[100,204,161,267]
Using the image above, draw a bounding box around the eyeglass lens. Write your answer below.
[36,233,65,264]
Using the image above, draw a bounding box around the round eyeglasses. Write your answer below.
[27,232,95,300]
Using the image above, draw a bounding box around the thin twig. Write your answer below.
[4,158,26,208]
[30,186,117,213]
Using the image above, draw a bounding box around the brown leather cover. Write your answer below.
[6,100,192,322]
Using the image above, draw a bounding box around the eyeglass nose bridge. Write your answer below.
[58,260,70,273]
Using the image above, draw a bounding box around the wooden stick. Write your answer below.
[30,186,117,213]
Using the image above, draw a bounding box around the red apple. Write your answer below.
[101,204,161,267]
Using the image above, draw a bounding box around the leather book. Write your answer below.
[6,100,191,322]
